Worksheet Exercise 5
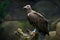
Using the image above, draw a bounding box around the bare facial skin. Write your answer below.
[23,5,31,9]
[23,5,32,13]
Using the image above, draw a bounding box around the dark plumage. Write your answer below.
[23,5,49,36]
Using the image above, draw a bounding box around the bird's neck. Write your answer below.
[27,9,33,13]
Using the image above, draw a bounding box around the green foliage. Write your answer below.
[18,21,31,32]
[0,0,9,19]
[0,21,30,40]
[0,0,10,33]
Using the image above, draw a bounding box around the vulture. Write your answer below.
[23,5,49,36]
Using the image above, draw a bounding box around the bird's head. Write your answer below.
[23,5,32,13]
[23,5,31,10]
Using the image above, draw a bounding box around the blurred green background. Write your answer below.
[0,0,60,40]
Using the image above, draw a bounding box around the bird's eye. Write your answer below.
[27,6,29,7]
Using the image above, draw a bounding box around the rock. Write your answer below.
[56,22,60,40]
[0,21,21,40]
[45,31,56,40]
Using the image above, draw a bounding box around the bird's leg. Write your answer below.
[29,28,39,40]
[32,28,36,32]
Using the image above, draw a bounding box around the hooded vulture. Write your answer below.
[23,5,49,36]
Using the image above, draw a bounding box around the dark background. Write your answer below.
[0,0,60,21]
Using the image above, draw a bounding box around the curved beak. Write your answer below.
[23,6,26,9]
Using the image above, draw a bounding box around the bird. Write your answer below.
[23,5,49,36]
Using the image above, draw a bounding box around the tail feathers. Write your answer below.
[45,31,49,36]
[47,32,49,36]
[44,32,49,36]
